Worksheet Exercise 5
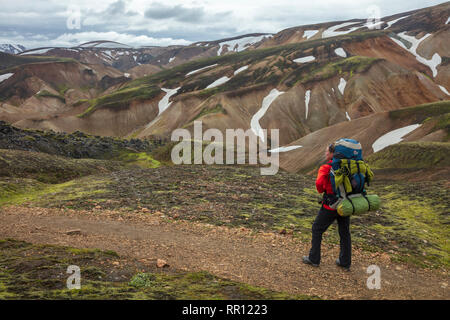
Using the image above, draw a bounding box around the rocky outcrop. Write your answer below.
[0,121,160,159]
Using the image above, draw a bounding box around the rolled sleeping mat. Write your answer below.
[337,194,380,216]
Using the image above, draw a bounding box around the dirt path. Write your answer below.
[0,205,448,299]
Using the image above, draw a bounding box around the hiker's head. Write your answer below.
[325,143,335,161]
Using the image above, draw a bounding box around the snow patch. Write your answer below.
[21,48,53,55]
[385,15,409,29]
[186,64,218,76]
[250,89,284,142]
[338,78,347,95]
[0,44,26,54]
[206,76,231,89]
[123,73,130,78]
[303,30,318,39]
[372,124,422,152]
[334,47,347,58]
[305,90,311,119]
[145,87,181,129]
[158,87,180,115]
[294,55,315,63]
[217,35,269,56]
[393,32,441,77]
[322,21,361,38]
[446,17,450,24]
[0,73,14,83]
[269,145,303,153]
[234,65,249,75]
[169,57,175,63]
[439,85,450,96]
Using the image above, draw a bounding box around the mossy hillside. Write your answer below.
[123,31,387,96]
[0,121,161,160]
[0,53,76,73]
[425,112,450,141]
[77,85,161,118]
[56,84,70,96]
[41,32,388,117]
[179,55,378,100]
[0,149,126,184]
[0,239,314,300]
[284,56,380,86]
[0,178,45,206]
[366,142,450,169]
[114,150,161,169]
[355,181,450,268]
[389,100,450,122]
[3,164,448,268]
[0,176,111,207]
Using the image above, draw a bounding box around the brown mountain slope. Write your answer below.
[0,4,448,147]
[278,100,450,173]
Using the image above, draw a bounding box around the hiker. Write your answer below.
[302,143,351,270]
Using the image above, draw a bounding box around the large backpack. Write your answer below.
[328,139,376,215]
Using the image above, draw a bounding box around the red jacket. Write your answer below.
[316,160,336,211]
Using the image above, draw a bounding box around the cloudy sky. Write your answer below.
[0,0,446,49]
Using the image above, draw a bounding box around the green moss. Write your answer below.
[0,55,77,73]
[0,239,314,300]
[372,193,449,267]
[0,176,112,207]
[36,90,66,103]
[151,142,178,163]
[56,84,70,96]
[0,149,125,184]
[389,100,450,122]
[123,31,387,93]
[434,112,450,131]
[288,56,380,86]
[367,142,450,169]
[129,273,157,288]
[114,151,161,169]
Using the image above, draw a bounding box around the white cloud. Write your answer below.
[0,31,190,48]
[52,31,191,47]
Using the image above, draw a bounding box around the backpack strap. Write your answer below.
[365,167,370,187]
[348,197,355,215]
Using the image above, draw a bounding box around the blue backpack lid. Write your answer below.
[333,138,362,160]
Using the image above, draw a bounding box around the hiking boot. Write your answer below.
[302,256,319,267]
[335,258,350,271]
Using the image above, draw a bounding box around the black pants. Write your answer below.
[308,206,351,267]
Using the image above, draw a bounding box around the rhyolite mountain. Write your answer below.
[0,2,449,173]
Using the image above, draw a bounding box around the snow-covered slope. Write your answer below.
[0,44,26,54]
